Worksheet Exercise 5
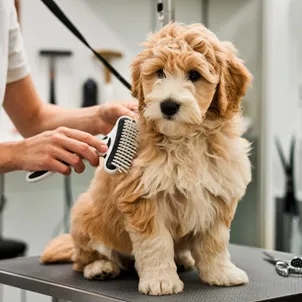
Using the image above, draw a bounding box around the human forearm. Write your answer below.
[35,100,138,136]
[0,142,21,173]
[4,75,101,137]
[4,75,137,138]
[34,103,101,136]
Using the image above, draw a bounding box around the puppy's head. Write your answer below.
[131,23,252,136]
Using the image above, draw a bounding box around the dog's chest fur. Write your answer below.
[137,129,251,238]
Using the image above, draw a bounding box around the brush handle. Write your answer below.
[26,170,55,183]
[26,160,69,183]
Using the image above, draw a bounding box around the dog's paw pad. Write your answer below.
[84,260,120,280]
[139,275,184,296]
[201,263,248,286]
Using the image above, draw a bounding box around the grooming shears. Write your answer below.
[263,251,302,277]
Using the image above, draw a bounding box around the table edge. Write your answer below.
[0,269,126,302]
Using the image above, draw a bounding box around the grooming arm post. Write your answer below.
[157,0,175,28]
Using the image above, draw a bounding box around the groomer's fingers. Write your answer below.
[123,102,138,113]
[51,147,86,174]
[53,127,108,154]
[53,135,100,167]
[47,158,72,176]
[110,104,137,119]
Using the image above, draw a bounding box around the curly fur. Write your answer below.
[40,22,252,296]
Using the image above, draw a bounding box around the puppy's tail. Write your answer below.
[40,234,75,264]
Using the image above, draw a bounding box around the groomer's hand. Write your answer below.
[16,127,108,175]
[96,102,138,134]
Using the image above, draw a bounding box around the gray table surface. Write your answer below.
[0,244,301,302]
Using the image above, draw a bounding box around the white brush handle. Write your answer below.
[26,171,55,183]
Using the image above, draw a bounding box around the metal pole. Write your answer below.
[64,175,73,233]
[20,289,27,302]
[0,174,6,237]
[52,297,66,302]
[202,0,209,27]
[0,174,6,302]
[157,0,175,29]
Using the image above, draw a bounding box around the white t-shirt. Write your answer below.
[0,0,30,106]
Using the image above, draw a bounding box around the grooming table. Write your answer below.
[0,245,301,302]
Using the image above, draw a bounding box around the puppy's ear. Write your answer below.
[213,42,252,119]
[131,53,145,111]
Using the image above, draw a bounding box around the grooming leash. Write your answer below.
[40,0,132,91]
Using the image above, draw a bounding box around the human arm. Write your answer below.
[0,142,20,174]
[2,75,137,174]
[3,74,137,138]
[4,4,136,137]
[1,3,137,175]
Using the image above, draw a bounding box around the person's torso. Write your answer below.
[0,0,10,106]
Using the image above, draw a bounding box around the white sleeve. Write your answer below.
[6,3,30,84]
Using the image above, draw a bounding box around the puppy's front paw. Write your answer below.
[139,273,184,296]
[83,260,120,280]
[201,262,248,286]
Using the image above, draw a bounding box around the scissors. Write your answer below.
[263,251,302,277]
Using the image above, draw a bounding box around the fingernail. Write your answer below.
[100,145,108,153]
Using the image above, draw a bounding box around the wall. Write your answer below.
[207,0,263,248]
[0,0,266,301]
[0,1,204,301]
[290,0,302,202]
[0,1,140,301]
[260,0,302,249]
[209,0,262,138]
[267,0,300,199]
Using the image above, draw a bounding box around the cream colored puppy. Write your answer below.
[41,22,252,296]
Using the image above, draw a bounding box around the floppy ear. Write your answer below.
[212,42,252,119]
[130,53,146,112]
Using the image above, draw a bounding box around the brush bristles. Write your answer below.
[112,119,138,173]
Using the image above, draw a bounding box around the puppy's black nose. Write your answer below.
[160,99,180,116]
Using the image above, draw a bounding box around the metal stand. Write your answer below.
[63,176,73,233]
[0,174,27,302]
[20,289,26,302]
[0,174,6,237]
[52,296,69,302]
[202,0,209,27]
[157,0,175,29]
[0,175,5,302]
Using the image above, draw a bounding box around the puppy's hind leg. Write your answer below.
[174,236,195,272]
[71,234,123,281]
[84,259,121,280]
[175,250,195,272]
[83,242,131,281]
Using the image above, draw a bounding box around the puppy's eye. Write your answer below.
[157,69,166,79]
[188,70,201,82]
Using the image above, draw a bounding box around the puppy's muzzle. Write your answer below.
[160,99,180,118]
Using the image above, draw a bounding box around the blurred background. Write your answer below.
[0,0,302,301]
